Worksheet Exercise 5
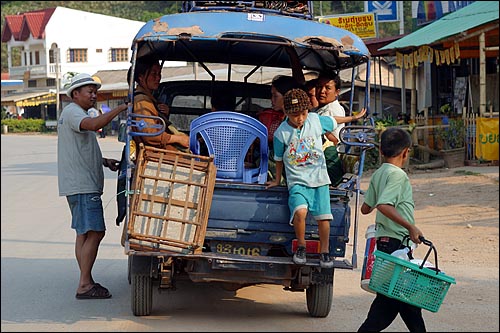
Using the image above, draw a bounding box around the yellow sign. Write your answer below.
[476,117,499,161]
[318,13,376,39]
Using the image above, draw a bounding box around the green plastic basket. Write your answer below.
[369,249,456,312]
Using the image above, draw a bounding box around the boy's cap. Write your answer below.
[283,88,312,115]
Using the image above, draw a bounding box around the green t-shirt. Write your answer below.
[363,163,415,240]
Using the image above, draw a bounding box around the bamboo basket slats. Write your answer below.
[138,194,199,210]
[128,144,216,254]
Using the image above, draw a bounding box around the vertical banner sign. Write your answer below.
[416,1,444,26]
[476,118,499,161]
[365,1,399,22]
[318,13,376,39]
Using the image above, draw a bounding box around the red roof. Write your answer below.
[2,8,55,42]
[2,15,24,42]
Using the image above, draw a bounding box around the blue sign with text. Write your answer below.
[365,1,398,22]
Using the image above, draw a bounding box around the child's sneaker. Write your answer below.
[320,253,333,268]
[293,246,307,265]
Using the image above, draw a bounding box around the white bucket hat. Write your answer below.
[66,73,101,97]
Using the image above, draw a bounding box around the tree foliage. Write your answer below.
[1,1,183,72]
[1,1,415,73]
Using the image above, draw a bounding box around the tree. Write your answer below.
[1,1,182,73]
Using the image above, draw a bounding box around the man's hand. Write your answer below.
[103,158,120,172]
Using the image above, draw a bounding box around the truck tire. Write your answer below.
[131,273,152,316]
[127,255,132,284]
[306,280,333,318]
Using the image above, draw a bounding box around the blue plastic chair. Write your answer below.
[189,111,269,184]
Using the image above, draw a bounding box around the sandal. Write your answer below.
[75,284,112,299]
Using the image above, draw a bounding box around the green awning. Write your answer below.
[379,1,499,51]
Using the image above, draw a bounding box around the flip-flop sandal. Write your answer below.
[75,284,112,299]
[93,283,110,294]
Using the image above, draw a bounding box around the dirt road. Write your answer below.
[343,166,499,332]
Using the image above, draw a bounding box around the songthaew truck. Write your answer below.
[118,1,376,317]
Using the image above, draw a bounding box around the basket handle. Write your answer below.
[419,236,441,275]
[400,235,414,259]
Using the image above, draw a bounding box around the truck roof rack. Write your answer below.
[182,1,314,20]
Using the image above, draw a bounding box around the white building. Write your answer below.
[2,7,145,91]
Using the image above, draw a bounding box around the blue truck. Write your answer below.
[121,1,376,317]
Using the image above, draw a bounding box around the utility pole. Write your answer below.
[55,46,61,120]
[399,1,404,34]
[399,2,406,119]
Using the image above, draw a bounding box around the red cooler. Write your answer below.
[360,224,376,293]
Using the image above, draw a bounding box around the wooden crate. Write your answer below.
[128,145,216,254]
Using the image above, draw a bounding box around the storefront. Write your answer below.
[1,91,57,119]
[379,1,498,118]
[379,1,498,164]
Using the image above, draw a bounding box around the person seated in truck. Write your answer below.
[116,59,190,228]
[304,78,319,108]
[266,88,365,268]
[195,88,239,157]
[202,88,260,168]
[258,75,302,143]
[127,57,190,157]
[210,87,237,112]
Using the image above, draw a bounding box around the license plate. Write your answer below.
[212,242,263,256]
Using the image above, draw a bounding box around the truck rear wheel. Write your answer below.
[127,255,132,284]
[130,255,154,316]
[131,273,152,316]
[306,275,333,317]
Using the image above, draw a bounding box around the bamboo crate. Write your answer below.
[128,145,216,254]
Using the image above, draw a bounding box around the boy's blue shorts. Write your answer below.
[66,193,106,235]
[288,184,333,225]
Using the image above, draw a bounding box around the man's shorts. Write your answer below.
[288,184,333,225]
[67,193,106,235]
